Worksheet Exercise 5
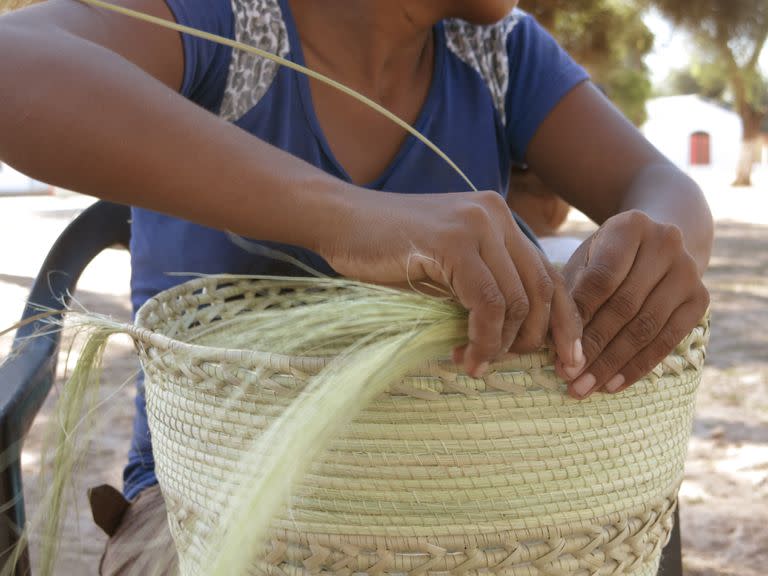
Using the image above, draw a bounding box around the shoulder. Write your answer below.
[220,0,292,121]
[442,9,529,124]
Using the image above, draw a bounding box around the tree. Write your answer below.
[644,0,768,186]
[660,57,729,100]
[519,0,654,126]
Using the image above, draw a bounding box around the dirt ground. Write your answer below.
[0,175,767,575]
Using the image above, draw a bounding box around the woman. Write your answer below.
[0,0,712,572]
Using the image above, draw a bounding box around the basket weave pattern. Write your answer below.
[132,278,708,575]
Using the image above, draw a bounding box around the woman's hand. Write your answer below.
[321,189,584,378]
[559,210,710,398]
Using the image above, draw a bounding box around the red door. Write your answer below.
[690,132,711,165]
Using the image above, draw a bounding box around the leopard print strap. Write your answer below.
[443,10,524,126]
[219,4,524,126]
[219,0,291,122]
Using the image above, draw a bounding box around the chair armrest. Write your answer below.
[0,200,131,447]
[0,200,130,571]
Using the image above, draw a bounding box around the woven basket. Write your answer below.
[132,277,708,576]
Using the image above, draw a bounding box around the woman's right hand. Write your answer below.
[321,189,585,378]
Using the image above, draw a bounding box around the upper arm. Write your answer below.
[525,81,669,225]
[502,15,669,225]
[504,14,589,164]
[4,0,233,102]
[5,0,185,90]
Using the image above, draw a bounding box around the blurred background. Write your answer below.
[0,1,766,574]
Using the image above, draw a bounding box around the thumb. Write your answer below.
[561,232,596,292]
[545,261,584,374]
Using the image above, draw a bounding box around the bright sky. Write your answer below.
[643,9,768,87]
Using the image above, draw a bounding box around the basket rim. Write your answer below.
[131,275,551,372]
[131,275,707,378]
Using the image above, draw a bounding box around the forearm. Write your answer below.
[0,20,355,252]
[619,162,713,275]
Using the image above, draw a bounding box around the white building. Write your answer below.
[642,94,764,175]
[0,161,51,195]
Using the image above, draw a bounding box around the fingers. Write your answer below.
[545,261,584,375]
[568,262,708,399]
[480,235,530,354]
[564,215,706,399]
[417,191,579,377]
[570,240,669,388]
[505,234,553,355]
[568,221,642,326]
[446,252,507,377]
[568,267,677,398]
[450,230,540,377]
[448,202,704,395]
[609,296,707,393]
[452,245,582,378]
[448,238,563,376]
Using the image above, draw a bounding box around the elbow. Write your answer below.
[669,161,713,236]
[667,162,714,273]
[625,160,715,273]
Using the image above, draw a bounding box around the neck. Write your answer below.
[289,0,445,96]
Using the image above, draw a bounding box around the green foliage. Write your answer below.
[659,69,705,97]
[519,0,654,125]
[660,58,729,100]
[644,0,767,118]
[743,69,768,113]
[643,0,768,70]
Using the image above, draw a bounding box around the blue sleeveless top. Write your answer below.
[124,0,588,499]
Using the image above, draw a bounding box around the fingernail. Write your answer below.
[572,339,584,365]
[562,339,586,379]
[472,362,489,378]
[563,359,585,380]
[605,374,625,393]
[572,372,596,397]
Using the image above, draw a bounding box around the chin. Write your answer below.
[454,0,520,24]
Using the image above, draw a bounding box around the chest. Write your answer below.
[297,24,437,185]
[237,47,509,194]
[306,75,430,186]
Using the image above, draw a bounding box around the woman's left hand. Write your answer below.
[558,209,709,399]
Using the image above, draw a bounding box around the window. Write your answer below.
[690,131,711,166]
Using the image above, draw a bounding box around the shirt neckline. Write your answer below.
[278,0,446,189]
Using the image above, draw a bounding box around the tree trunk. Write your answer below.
[732,93,764,187]
[734,137,760,187]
